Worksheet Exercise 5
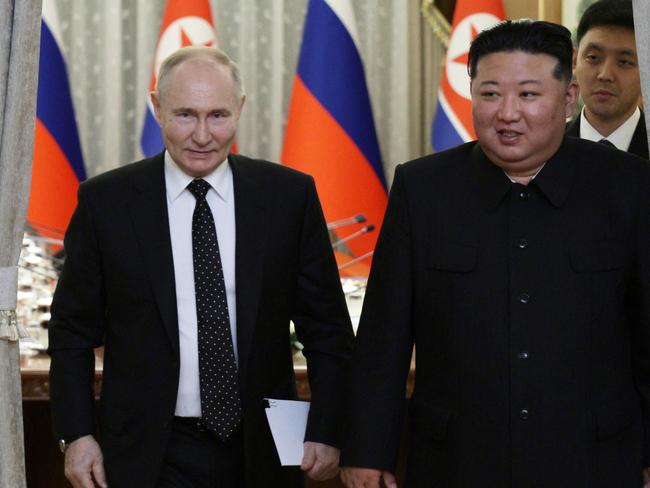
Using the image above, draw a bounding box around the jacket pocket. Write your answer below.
[570,241,625,273]
[429,242,477,273]
[592,394,641,441]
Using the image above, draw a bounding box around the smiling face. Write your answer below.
[151,57,245,177]
[573,25,640,136]
[471,51,578,180]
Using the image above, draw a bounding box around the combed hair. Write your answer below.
[468,19,573,82]
[156,46,245,99]
[576,0,634,45]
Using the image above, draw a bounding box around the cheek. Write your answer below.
[622,72,641,93]
[575,64,595,81]
[211,122,236,139]
[472,105,491,128]
[164,124,192,142]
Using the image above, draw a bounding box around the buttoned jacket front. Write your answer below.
[344,137,650,487]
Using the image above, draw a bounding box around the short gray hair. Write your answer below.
[156,46,245,100]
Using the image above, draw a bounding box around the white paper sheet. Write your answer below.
[264,398,310,466]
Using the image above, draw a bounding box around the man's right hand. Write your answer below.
[340,467,397,488]
[64,435,108,488]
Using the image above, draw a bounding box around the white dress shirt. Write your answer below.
[579,106,641,151]
[164,151,238,417]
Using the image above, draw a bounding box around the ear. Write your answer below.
[150,92,162,123]
[238,94,246,113]
[564,80,579,119]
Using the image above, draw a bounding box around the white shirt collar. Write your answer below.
[504,163,546,184]
[579,106,641,151]
[164,151,232,203]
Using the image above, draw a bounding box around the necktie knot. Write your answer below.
[598,138,616,148]
[188,179,210,199]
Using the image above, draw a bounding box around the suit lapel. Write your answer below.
[230,154,269,376]
[629,112,649,159]
[128,154,179,355]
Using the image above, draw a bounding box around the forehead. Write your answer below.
[474,51,558,82]
[168,58,232,85]
[161,59,236,106]
[578,25,637,53]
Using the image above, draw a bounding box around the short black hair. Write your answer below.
[576,0,634,45]
[468,19,573,82]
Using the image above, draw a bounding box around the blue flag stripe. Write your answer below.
[140,106,164,157]
[36,22,86,181]
[431,102,465,152]
[297,0,385,188]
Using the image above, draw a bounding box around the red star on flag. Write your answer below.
[452,22,479,66]
[180,27,214,47]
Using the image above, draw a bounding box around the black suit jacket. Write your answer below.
[343,138,650,487]
[49,152,353,488]
[566,111,649,159]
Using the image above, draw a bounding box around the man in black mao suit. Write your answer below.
[341,20,650,488]
[567,0,648,159]
[49,46,353,488]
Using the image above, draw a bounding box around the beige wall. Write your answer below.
[504,0,562,23]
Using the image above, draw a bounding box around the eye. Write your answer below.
[520,91,539,99]
[480,91,499,98]
[584,53,600,63]
[619,59,637,68]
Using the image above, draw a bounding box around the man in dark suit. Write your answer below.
[341,20,650,488]
[48,46,353,488]
[567,0,648,159]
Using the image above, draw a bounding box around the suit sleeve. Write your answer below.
[292,177,354,448]
[48,184,106,440]
[341,165,414,471]
[631,166,650,465]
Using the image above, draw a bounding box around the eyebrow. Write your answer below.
[172,107,197,114]
[583,42,637,57]
[478,80,542,87]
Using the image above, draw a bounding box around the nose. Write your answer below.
[596,58,615,82]
[192,118,210,145]
[497,94,521,122]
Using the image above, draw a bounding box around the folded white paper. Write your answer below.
[264,398,310,466]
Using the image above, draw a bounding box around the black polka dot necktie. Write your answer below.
[188,178,241,440]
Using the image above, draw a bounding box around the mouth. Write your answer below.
[593,89,616,100]
[186,149,214,157]
[496,129,522,144]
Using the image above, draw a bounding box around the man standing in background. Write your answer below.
[568,0,648,158]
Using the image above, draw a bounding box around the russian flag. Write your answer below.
[431,0,504,152]
[140,0,217,157]
[29,1,86,240]
[282,0,386,268]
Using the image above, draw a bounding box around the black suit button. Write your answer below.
[519,190,530,200]
[517,238,528,249]
[520,409,529,420]
[518,293,530,304]
[517,351,529,360]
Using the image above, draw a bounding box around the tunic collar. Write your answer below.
[471,138,576,210]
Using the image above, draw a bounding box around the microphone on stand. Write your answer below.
[331,225,375,250]
[327,214,366,230]
[338,251,374,271]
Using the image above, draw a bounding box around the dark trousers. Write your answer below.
[156,417,244,488]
